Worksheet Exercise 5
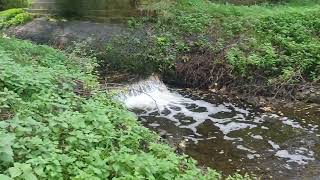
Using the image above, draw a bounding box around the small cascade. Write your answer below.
[117,76,170,110]
[118,76,263,139]
[117,76,320,179]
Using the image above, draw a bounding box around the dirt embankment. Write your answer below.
[6,17,320,106]
[176,62,320,106]
[174,46,320,106]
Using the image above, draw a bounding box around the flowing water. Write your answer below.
[117,76,320,179]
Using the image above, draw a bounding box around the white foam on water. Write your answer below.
[224,136,243,141]
[236,145,262,160]
[247,154,261,160]
[251,134,263,140]
[281,117,303,129]
[118,76,257,138]
[237,145,256,153]
[117,76,318,166]
[284,164,293,170]
[275,150,315,165]
[215,122,257,135]
[268,140,280,150]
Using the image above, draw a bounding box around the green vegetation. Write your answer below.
[0,37,252,179]
[103,0,320,97]
[1,0,318,178]
[0,0,30,10]
[0,9,32,29]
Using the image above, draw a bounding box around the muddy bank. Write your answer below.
[173,45,320,106]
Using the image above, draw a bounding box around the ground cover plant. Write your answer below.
[103,0,320,99]
[0,8,32,29]
[0,36,253,179]
[0,0,30,11]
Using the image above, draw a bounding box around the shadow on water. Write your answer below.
[118,76,320,179]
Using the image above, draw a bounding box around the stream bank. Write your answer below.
[5,15,320,107]
[2,1,320,179]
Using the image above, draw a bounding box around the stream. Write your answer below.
[118,76,320,179]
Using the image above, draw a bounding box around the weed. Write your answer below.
[103,0,320,98]
[0,8,32,29]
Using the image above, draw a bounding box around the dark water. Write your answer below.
[121,77,320,179]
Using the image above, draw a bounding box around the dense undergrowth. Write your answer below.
[103,0,320,99]
[0,0,30,10]
[0,8,32,29]
[0,37,252,179]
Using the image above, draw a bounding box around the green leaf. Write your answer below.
[22,172,38,180]
[0,174,13,180]
[34,167,45,177]
[8,167,22,178]
[0,133,15,163]
[0,152,13,163]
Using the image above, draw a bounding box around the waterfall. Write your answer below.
[116,76,169,111]
[116,76,318,169]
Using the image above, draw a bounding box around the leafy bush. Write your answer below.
[103,0,320,96]
[226,9,320,82]
[0,8,32,29]
[0,37,230,179]
[104,32,186,76]
[0,0,29,10]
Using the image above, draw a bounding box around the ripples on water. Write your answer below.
[117,76,320,179]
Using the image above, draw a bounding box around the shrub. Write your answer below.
[102,0,320,98]
[0,8,32,29]
[103,31,185,76]
[226,9,320,81]
[0,0,29,10]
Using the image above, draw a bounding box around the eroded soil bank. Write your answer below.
[5,17,320,107]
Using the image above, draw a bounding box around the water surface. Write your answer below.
[119,77,320,179]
